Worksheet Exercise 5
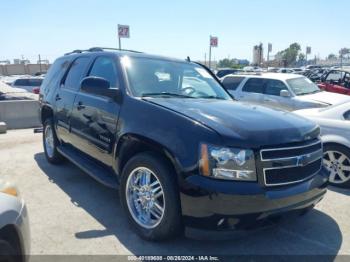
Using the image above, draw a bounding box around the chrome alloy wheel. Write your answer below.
[323,150,350,184]
[44,125,54,158]
[125,167,165,229]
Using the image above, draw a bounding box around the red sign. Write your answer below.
[210,36,218,47]
[118,25,130,38]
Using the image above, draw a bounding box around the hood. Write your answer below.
[145,98,319,148]
[299,91,350,105]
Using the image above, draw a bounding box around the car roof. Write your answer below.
[62,49,190,64]
[223,72,302,81]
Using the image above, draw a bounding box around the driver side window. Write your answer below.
[264,79,288,96]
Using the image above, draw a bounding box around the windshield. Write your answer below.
[122,56,231,100]
[287,77,321,95]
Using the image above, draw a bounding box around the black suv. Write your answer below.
[39,48,328,240]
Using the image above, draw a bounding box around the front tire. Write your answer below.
[323,144,350,188]
[43,118,64,164]
[120,152,182,241]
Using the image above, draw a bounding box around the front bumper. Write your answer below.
[180,167,328,231]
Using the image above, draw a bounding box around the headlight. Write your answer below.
[0,180,20,198]
[199,144,257,181]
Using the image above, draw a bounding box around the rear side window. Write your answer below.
[63,57,90,90]
[242,78,264,94]
[264,79,287,96]
[222,76,244,90]
[41,58,70,93]
[89,57,118,87]
[13,79,28,86]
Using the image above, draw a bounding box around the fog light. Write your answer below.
[213,168,256,181]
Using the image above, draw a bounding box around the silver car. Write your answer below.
[0,180,30,261]
[221,73,350,111]
[294,103,350,188]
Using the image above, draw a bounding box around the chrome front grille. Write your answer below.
[260,140,323,186]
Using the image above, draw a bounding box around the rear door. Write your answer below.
[263,79,294,110]
[239,78,265,106]
[54,56,91,144]
[69,56,121,166]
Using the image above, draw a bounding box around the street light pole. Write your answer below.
[209,37,212,69]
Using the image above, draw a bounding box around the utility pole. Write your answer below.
[38,54,42,74]
[204,53,207,66]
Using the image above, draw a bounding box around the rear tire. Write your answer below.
[0,240,17,262]
[120,152,182,241]
[43,118,64,164]
[323,144,350,188]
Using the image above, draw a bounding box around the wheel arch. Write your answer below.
[321,134,350,150]
[40,105,54,124]
[114,133,183,179]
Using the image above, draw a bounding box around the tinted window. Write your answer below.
[89,57,118,87]
[222,76,244,90]
[344,110,350,120]
[13,79,28,86]
[264,79,287,96]
[27,79,43,86]
[41,58,70,92]
[242,78,264,93]
[64,57,90,90]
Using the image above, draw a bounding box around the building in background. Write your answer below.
[252,43,264,66]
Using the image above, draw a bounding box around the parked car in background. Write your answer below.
[294,103,350,188]
[221,73,350,111]
[0,179,30,262]
[318,70,350,96]
[11,77,43,93]
[40,47,328,240]
[277,68,295,74]
[215,68,243,78]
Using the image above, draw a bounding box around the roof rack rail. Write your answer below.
[64,47,142,56]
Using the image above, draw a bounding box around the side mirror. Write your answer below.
[80,77,120,100]
[280,90,291,97]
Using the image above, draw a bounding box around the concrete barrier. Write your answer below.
[0,100,41,129]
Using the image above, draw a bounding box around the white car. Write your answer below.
[221,73,350,111]
[294,103,350,188]
[0,179,30,261]
[11,77,43,93]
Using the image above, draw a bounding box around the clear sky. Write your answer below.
[1,0,349,63]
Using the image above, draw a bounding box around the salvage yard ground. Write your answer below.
[0,129,349,256]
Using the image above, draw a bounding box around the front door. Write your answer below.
[263,79,294,111]
[70,56,121,166]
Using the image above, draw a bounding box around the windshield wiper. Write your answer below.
[297,90,321,96]
[141,92,193,98]
[197,95,226,100]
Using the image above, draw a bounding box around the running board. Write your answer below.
[57,145,119,189]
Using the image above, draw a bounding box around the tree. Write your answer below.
[298,53,305,62]
[276,43,301,67]
[217,58,235,68]
[327,53,337,60]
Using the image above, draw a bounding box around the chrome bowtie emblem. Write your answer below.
[296,154,310,167]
